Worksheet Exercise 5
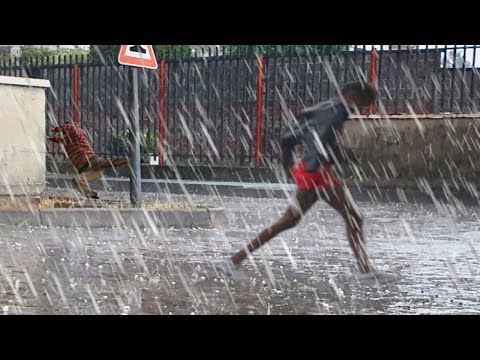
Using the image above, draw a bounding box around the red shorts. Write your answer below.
[292,161,339,191]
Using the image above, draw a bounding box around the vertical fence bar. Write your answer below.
[225,48,232,162]
[413,45,420,112]
[352,45,358,83]
[109,60,115,158]
[469,45,477,112]
[318,49,325,102]
[263,52,271,161]
[172,57,178,162]
[403,46,411,114]
[450,45,458,112]
[424,45,432,113]
[158,59,166,166]
[287,47,295,121]
[73,64,80,124]
[165,56,172,162]
[334,48,341,98]
[326,49,332,98]
[94,55,100,155]
[150,68,156,156]
[199,51,206,163]
[255,55,265,168]
[440,45,448,113]
[102,57,108,157]
[361,45,367,82]
[139,68,146,158]
[212,49,219,163]
[294,49,301,114]
[62,55,67,121]
[234,51,241,164]
[71,55,75,122]
[376,45,384,113]
[206,49,212,165]
[219,48,225,161]
[192,54,199,160]
[384,46,393,113]
[176,58,184,161]
[303,48,309,109]
[367,48,378,116]
[431,45,439,113]
[459,44,468,112]
[271,52,279,161]
[343,46,349,84]
[91,55,97,153]
[240,54,248,165]
[185,55,192,160]
[394,46,402,114]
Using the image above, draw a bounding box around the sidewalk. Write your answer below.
[0,177,227,228]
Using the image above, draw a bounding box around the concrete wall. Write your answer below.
[341,114,480,194]
[0,76,51,196]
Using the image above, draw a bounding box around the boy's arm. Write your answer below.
[280,136,299,176]
[51,123,75,134]
[280,112,309,174]
[47,136,65,144]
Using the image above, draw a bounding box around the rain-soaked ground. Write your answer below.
[1,187,480,315]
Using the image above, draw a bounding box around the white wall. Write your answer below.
[0,76,51,196]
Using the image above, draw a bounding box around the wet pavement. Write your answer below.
[1,187,480,315]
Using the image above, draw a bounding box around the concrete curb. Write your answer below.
[0,207,227,229]
[207,207,228,228]
[0,210,42,227]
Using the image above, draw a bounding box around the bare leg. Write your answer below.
[72,169,103,198]
[231,190,319,264]
[319,185,372,274]
[90,157,129,171]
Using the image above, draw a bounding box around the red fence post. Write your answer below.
[72,64,80,124]
[158,60,166,166]
[367,48,378,116]
[255,55,265,168]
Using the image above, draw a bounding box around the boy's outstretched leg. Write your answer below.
[72,158,129,199]
[232,190,319,264]
[215,190,318,278]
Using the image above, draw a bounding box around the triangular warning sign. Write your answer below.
[118,45,158,69]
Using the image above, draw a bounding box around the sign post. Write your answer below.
[118,45,158,208]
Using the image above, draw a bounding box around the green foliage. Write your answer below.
[221,45,350,56]
[0,45,90,65]
[140,129,157,154]
[108,129,157,155]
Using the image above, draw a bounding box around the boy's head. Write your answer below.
[341,81,377,109]
[51,121,74,133]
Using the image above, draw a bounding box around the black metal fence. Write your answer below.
[1,45,479,167]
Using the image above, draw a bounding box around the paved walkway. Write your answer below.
[1,186,479,314]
